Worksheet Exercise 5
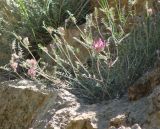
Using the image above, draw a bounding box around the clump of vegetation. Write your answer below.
[1,0,160,103]
[0,0,90,61]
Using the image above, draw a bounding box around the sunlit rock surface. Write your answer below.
[0,79,159,129]
[0,80,57,129]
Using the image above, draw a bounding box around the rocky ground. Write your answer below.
[1,0,160,129]
[0,78,159,129]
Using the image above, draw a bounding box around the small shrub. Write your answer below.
[1,0,160,104]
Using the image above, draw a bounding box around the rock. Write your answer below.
[142,86,160,129]
[66,118,95,129]
[121,127,130,129]
[0,79,81,129]
[31,85,80,129]
[0,79,160,129]
[109,114,127,128]
[108,126,117,129]
[0,79,57,129]
[149,87,160,111]
[131,124,141,129]
[108,124,141,129]
[128,63,160,101]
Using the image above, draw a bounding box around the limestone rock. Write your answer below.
[108,124,141,129]
[0,79,57,129]
[131,124,141,129]
[109,114,127,128]
[66,118,95,129]
[142,86,160,129]
[128,63,160,101]
[31,83,81,129]
[0,79,160,129]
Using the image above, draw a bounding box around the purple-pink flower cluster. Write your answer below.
[10,53,19,72]
[93,38,106,53]
[10,62,18,72]
[26,59,37,78]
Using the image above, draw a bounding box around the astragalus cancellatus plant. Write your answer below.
[1,0,160,103]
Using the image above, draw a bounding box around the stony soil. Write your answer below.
[0,78,159,129]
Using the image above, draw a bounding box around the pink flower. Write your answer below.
[27,67,36,78]
[10,62,18,72]
[26,59,37,68]
[147,8,153,16]
[93,38,106,53]
[26,59,37,78]
[46,26,54,34]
